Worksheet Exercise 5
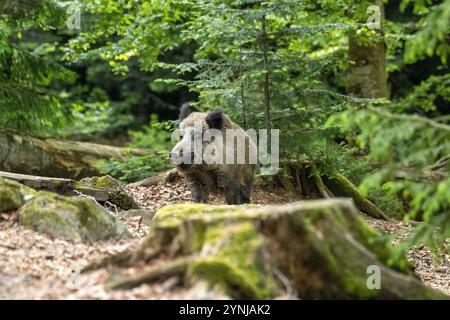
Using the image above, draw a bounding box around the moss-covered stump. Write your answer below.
[96,200,445,299]
[0,177,36,212]
[18,191,131,242]
[74,175,139,210]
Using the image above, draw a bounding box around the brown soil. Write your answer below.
[0,178,448,299]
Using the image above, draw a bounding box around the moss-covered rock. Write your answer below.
[74,175,139,210]
[0,177,36,212]
[18,191,131,242]
[76,175,122,190]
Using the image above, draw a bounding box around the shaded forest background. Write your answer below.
[0,0,449,259]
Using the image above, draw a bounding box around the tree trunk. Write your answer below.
[85,200,445,299]
[347,0,389,99]
[0,129,147,179]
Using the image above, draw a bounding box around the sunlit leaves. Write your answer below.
[403,0,450,64]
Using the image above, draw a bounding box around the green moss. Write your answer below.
[75,175,122,190]
[142,200,443,299]
[0,177,36,212]
[297,206,410,299]
[153,204,235,226]
[189,258,262,299]
[152,203,258,226]
[147,204,275,298]
[18,191,130,242]
[351,216,412,273]
[188,221,276,299]
[74,175,138,210]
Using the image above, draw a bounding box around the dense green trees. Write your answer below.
[334,0,450,252]
[0,0,75,133]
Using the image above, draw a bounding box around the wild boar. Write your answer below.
[170,104,257,204]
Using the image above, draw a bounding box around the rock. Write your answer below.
[0,177,36,212]
[77,175,122,190]
[118,209,155,226]
[18,191,131,242]
[74,175,139,210]
[105,200,445,299]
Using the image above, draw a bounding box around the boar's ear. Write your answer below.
[179,103,193,121]
[205,109,224,130]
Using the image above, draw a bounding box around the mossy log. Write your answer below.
[0,129,147,179]
[0,171,75,193]
[92,200,445,299]
[107,257,192,290]
[0,172,139,210]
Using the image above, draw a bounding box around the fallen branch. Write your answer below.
[82,251,134,273]
[107,257,192,290]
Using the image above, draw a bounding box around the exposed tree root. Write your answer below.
[325,171,391,220]
[82,251,135,273]
[274,160,390,220]
[106,257,192,290]
[311,163,331,198]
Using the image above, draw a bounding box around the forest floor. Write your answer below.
[0,178,448,299]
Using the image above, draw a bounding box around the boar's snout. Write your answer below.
[170,146,195,170]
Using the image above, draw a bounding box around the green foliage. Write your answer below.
[401,0,450,63]
[101,152,171,182]
[155,0,365,178]
[62,0,188,73]
[5,0,448,258]
[329,104,450,254]
[101,116,174,182]
[128,114,175,149]
[395,73,450,113]
[327,0,450,256]
[0,0,75,134]
[65,101,134,138]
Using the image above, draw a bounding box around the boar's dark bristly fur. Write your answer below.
[170,106,257,204]
[179,102,192,121]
